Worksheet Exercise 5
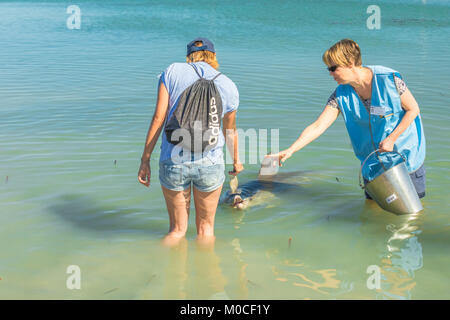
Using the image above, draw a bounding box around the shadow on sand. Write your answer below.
[221,169,353,206]
[48,193,165,235]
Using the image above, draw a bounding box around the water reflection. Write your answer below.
[289,269,341,295]
[148,195,426,299]
[161,239,228,300]
[360,202,424,300]
[261,200,425,299]
[163,238,188,299]
[230,238,249,299]
[265,246,344,298]
[378,213,423,300]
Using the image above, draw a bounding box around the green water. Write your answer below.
[0,0,449,299]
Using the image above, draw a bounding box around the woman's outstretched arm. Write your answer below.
[268,105,340,166]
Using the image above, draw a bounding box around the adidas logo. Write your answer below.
[208,97,220,145]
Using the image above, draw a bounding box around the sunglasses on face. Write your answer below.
[327,65,338,72]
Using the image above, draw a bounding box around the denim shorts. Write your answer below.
[365,164,426,199]
[159,156,225,192]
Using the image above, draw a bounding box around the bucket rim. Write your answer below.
[359,149,406,189]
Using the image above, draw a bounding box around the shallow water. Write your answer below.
[0,0,449,299]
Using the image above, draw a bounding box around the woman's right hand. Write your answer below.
[138,160,151,187]
[265,149,294,167]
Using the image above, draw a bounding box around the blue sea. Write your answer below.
[0,0,449,299]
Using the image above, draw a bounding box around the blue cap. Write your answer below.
[186,37,215,56]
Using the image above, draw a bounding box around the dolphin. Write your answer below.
[221,158,310,210]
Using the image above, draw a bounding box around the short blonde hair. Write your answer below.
[186,41,219,69]
[322,39,362,67]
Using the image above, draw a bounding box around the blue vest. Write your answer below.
[336,65,426,181]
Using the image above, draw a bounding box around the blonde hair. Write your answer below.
[322,39,362,67]
[186,41,219,69]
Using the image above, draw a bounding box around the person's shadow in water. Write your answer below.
[48,193,166,235]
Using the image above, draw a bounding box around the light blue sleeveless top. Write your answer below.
[336,65,426,180]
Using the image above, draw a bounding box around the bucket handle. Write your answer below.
[359,149,406,189]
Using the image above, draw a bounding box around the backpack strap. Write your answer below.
[211,72,222,81]
[190,63,203,79]
[190,63,222,81]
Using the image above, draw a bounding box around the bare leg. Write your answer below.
[193,185,223,246]
[161,185,191,247]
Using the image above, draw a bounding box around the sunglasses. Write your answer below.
[327,65,338,72]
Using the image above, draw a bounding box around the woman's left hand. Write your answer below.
[379,137,395,153]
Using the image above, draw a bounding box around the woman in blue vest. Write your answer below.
[269,39,426,199]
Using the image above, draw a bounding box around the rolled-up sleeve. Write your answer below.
[226,82,239,113]
[159,63,177,95]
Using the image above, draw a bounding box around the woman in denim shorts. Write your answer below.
[138,38,243,246]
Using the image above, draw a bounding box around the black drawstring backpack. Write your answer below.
[165,64,223,153]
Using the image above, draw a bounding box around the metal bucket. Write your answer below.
[359,149,423,215]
